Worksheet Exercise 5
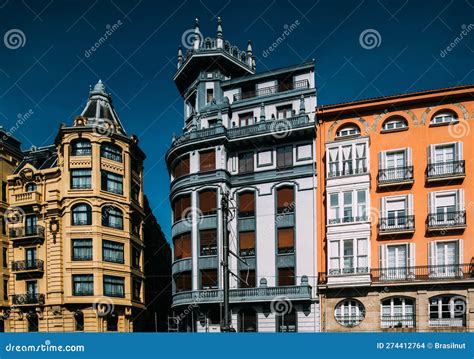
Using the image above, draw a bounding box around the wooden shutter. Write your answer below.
[173,233,191,260]
[277,187,294,211]
[239,231,255,250]
[201,269,218,289]
[278,228,294,250]
[200,150,216,172]
[176,271,192,292]
[199,190,217,215]
[239,192,255,215]
[200,230,217,255]
[173,195,190,221]
[455,141,464,161]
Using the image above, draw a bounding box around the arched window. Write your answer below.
[431,111,458,125]
[238,309,258,332]
[102,206,123,229]
[336,125,360,138]
[381,297,415,328]
[276,309,297,332]
[429,295,466,327]
[100,143,122,162]
[334,299,365,327]
[25,183,37,192]
[382,117,408,131]
[71,139,92,156]
[71,203,92,225]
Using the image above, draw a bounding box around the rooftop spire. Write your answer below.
[177,47,183,69]
[91,79,106,95]
[217,17,223,38]
[194,18,201,50]
[247,40,254,67]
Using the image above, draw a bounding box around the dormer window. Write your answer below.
[382,117,408,132]
[336,125,360,139]
[71,139,92,156]
[431,111,458,125]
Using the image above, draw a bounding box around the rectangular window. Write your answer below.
[102,240,124,264]
[72,274,93,296]
[199,149,216,172]
[277,105,293,119]
[132,246,141,269]
[2,248,6,268]
[173,194,191,222]
[175,271,192,292]
[278,267,295,286]
[173,155,190,178]
[201,269,218,290]
[239,231,255,257]
[199,190,217,215]
[239,112,254,127]
[173,233,192,260]
[343,191,353,222]
[25,215,38,235]
[357,190,367,221]
[103,275,125,297]
[239,269,256,288]
[329,193,340,224]
[277,227,294,254]
[200,229,217,256]
[71,169,92,189]
[131,182,140,202]
[3,279,7,300]
[72,239,92,261]
[238,192,255,217]
[328,238,369,275]
[132,278,142,301]
[276,146,293,169]
[238,152,254,173]
[206,89,214,103]
[101,171,123,195]
[2,181,6,202]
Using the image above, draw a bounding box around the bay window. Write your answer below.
[72,239,92,261]
[71,169,92,189]
[327,142,367,177]
[175,271,192,292]
[199,189,217,215]
[102,240,124,263]
[328,190,367,224]
[173,233,191,261]
[328,238,368,275]
[72,275,93,296]
[103,275,125,297]
[101,170,123,195]
[100,143,122,162]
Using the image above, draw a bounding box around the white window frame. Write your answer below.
[327,189,368,225]
[379,243,415,280]
[328,237,369,275]
[334,299,365,327]
[428,239,463,278]
[382,118,408,131]
[336,125,360,138]
[428,189,464,226]
[429,295,465,327]
[380,297,415,328]
[430,111,458,125]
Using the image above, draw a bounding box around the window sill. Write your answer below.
[380,127,408,134]
[429,120,459,128]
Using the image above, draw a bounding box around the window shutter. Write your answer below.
[456,189,464,212]
[428,242,435,266]
[458,239,464,264]
[199,190,217,214]
[200,150,216,172]
[239,192,255,214]
[379,245,386,269]
[379,197,386,219]
[428,192,435,215]
[408,243,415,267]
[407,194,414,216]
[406,147,412,167]
[277,228,295,249]
[378,151,385,170]
[455,141,463,161]
[239,231,255,250]
[427,144,434,164]
[277,187,294,210]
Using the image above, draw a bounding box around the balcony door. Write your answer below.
[432,144,455,176]
[387,245,407,279]
[435,193,456,224]
[433,241,459,278]
[26,280,38,299]
[25,215,37,235]
[25,248,37,268]
[387,198,407,227]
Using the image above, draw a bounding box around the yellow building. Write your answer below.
[3,80,147,332]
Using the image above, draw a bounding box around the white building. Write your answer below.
[166,18,318,332]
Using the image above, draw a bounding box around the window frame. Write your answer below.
[100,143,123,162]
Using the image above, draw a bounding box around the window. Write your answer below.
[328,142,367,177]
[100,143,122,162]
[278,267,295,286]
[276,146,293,169]
[200,269,218,289]
[2,248,6,268]
[102,206,123,229]
[379,149,412,183]
[238,192,255,217]
[328,238,368,275]
[238,309,258,332]
[106,314,118,332]
[71,203,92,225]
[428,142,464,178]
[428,190,464,228]
[334,299,365,327]
[429,240,462,278]
[239,269,256,288]
[200,229,217,256]
[382,117,407,131]
[101,171,123,194]
[173,233,191,260]
[72,274,93,296]
[74,311,84,331]
[381,297,415,328]
[25,247,36,268]
[238,152,254,173]
[132,246,141,268]
[239,112,254,127]
[172,155,190,179]
[71,139,92,156]
[131,182,140,202]
[199,149,215,172]
[239,231,255,257]
[1,181,6,202]
[103,275,125,297]
[25,215,37,235]
[131,213,141,235]
[276,309,297,332]
[132,278,142,301]
[277,105,293,119]
[199,189,217,215]
[277,227,294,254]
[429,295,465,327]
[3,279,7,301]
[431,111,458,125]
[172,194,191,222]
[379,243,415,280]
[379,195,414,231]
[336,125,360,138]
[276,187,294,214]
[102,240,124,263]
[206,88,214,103]
[71,169,92,189]
[72,239,92,261]
[27,313,38,332]
[175,271,192,292]
[25,182,37,192]
[328,190,367,224]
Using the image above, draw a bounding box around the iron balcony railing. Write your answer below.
[427,210,466,229]
[378,215,415,233]
[427,160,465,179]
[429,317,466,328]
[378,166,414,185]
[327,165,368,178]
[233,80,310,101]
[12,293,45,305]
[381,315,416,329]
[11,259,44,272]
[9,225,45,240]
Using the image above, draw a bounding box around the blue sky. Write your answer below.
[0,0,473,239]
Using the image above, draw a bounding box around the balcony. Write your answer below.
[429,317,465,328]
[378,166,414,187]
[381,315,415,329]
[427,211,466,232]
[11,293,45,306]
[9,225,45,241]
[172,284,312,307]
[426,161,465,182]
[11,259,44,273]
[12,191,42,206]
[371,263,474,283]
[378,215,415,235]
[233,80,310,101]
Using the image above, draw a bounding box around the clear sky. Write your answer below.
[1,0,473,239]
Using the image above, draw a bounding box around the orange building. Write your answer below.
[316,85,474,332]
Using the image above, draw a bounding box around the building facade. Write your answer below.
[2,81,151,332]
[167,19,319,332]
[316,85,474,332]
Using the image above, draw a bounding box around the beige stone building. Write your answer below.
[3,81,147,332]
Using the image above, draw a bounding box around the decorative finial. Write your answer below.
[299,95,306,114]
[247,40,253,54]
[260,102,266,121]
[217,17,223,38]
[194,18,201,50]
[177,47,183,68]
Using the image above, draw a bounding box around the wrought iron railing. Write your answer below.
[9,225,45,239]
[381,315,416,328]
[11,259,44,272]
[12,293,45,305]
[378,166,414,184]
[233,80,310,101]
[327,165,368,178]
[334,315,365,328]
[427,210,466,229]
[429,317,465,328]
[427,160,465,179]
[378,215,415,232]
